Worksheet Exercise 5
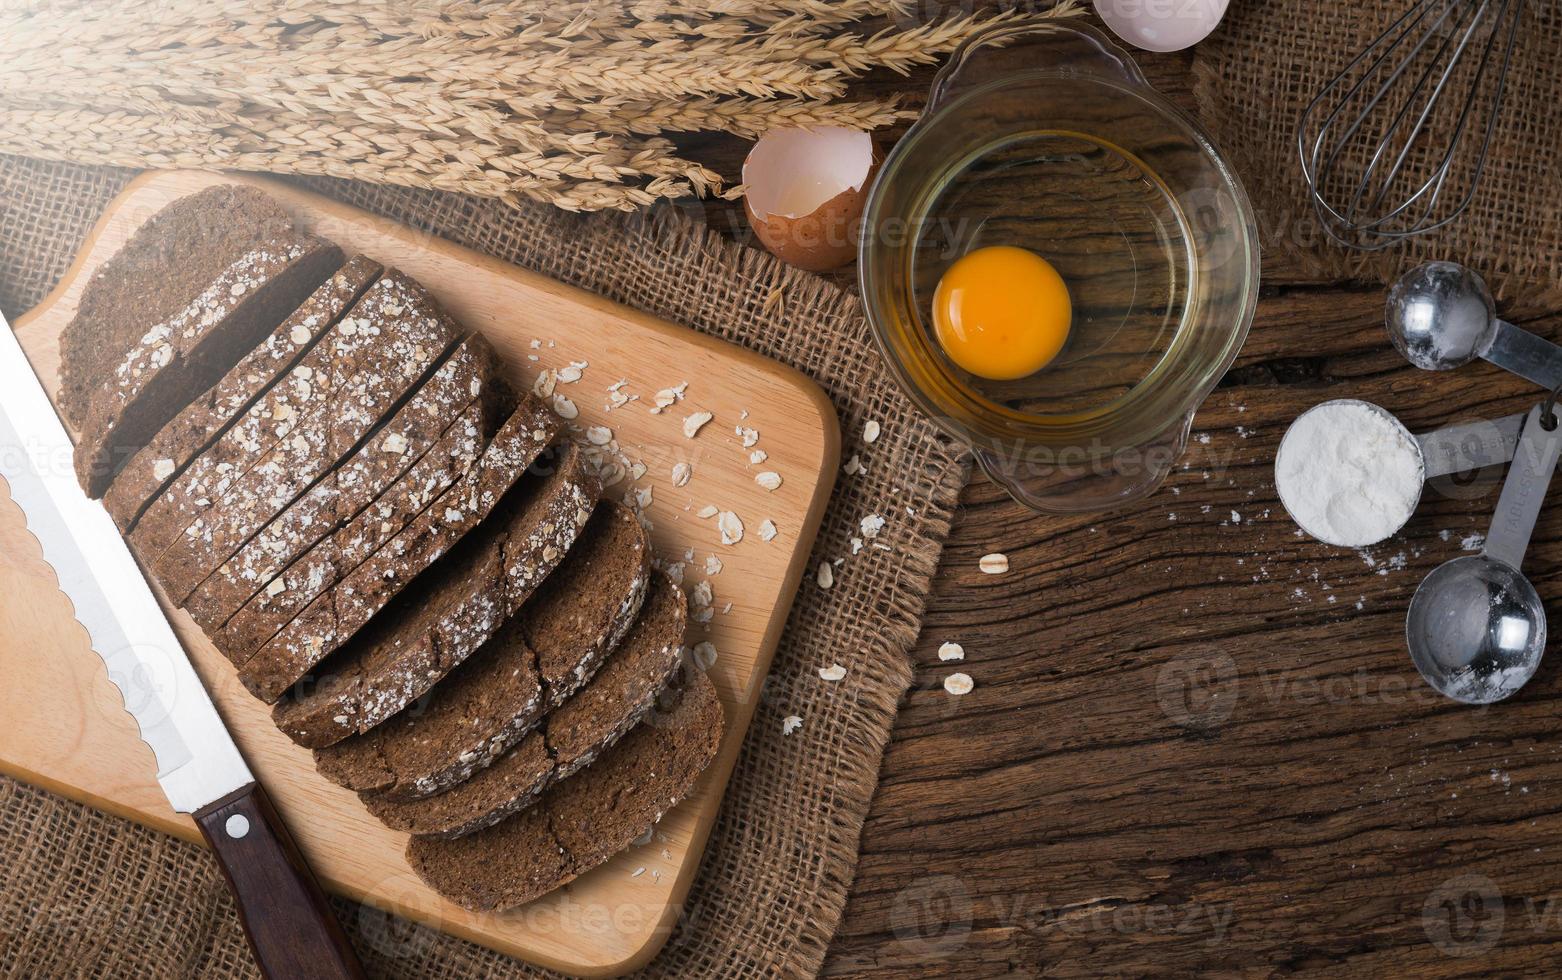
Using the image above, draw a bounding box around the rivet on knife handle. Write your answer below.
[195,782,366,980]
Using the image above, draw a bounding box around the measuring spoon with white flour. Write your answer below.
[1275,399,1522,547]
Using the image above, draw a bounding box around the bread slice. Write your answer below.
[315,520,668,806]
[102,256,384,533]
[124,267,441,562]
[405,666,723,912]
[186,355,512,649]
[242,407,577,706]
[59,185,295,432]
[357,571,685,836]
[73,232,344,497]
[268,448,604,743]
[137,271,466,590]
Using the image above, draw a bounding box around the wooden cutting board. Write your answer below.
[0,171,839,976]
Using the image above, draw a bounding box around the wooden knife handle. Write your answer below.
[194,782,365,980]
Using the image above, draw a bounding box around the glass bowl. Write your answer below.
[859,21,1260,515]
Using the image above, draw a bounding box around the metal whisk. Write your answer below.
[1297,0,1526,251]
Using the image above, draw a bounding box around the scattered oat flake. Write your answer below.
[819,664,847,681]
[979,553,1009,574]
[938,642,965,662]
[586,425,613,445]
[718,511,743,544]
[863,420,881,444]
[759,519,778,541]
[691,641,718,669]
[672,462,692,487]
[738,426,759,448]
[944,672,974,696]
[631,867,646,878]
[705,555,723,575]
[756,471,782,491]
[842,455,863,476]
[552,393,579,419]
[697,504,719,519]
[782,715,803,736]
[749,449,768,465]
[816,562,834,589]
[860,514,886,538]
[684,411,714,438]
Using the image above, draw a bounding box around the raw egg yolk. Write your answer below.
[932,245,1071,381]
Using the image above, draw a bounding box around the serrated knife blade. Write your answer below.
[0,318,251,812]
[0,308,362,980]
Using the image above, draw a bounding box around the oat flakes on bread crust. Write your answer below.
[59,185,294,432]
[317,513,664,806]
[145,273,467,600]
[103,255,383,534]
[242,403,573,705]
[75,232,343,497]
[194,348,517,661]
[268,443,603,743]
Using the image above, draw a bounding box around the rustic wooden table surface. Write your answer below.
[684,14,1562,977]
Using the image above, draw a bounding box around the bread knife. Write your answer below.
[0,312,364,980]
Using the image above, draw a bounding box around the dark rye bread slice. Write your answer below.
[240,409,577,705]
[139,272,467,594]
[124,266,430,562]
[267,447,605,742]
[316,514,665,805]
[405,667,724,913]
[357,571,685,836]
[59,185,294,432]
[218,390,562,665]
[194,392,490,659]
[74,232,344,497]
[103,256,383,533]
[189,367,510,652]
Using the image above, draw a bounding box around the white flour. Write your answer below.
[1275,401,1423,547]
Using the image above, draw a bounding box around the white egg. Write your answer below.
[1093,0,1229,53]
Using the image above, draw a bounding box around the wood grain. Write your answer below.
[0,171,839,976]
[814,278,1562,974]
[649,9,1562,974]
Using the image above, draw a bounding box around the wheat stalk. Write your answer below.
[0,0,1084,212]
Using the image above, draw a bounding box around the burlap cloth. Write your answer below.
[1193,0,1562,304]
[0,153,970,979]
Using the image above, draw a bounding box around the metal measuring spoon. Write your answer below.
[1277,399,1522,547]
[1387,262,1562,388]
[1406,404,1562,704]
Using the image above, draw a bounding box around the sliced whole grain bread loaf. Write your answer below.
[184,345,513,651]
[405,666,724,912]
[316,517,667,805]
[314,617,542,799]
[191,387,501,652]
[102,256,383,533]
[139,272,467,595]
[359,571,686,836]
[267,446,606,741]
[74,232,344,497]
[59,185,295,433]
[124,265,421,562]
[242,411,580,706]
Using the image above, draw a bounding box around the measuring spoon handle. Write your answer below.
[1483,319,1562,391]
[1482,405,1562,571]
[1416,413,1525,479]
